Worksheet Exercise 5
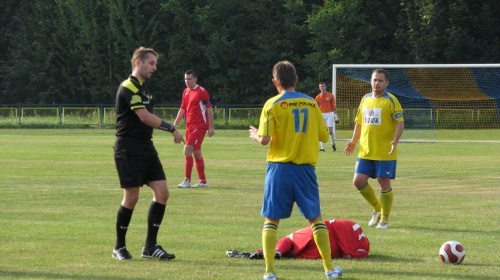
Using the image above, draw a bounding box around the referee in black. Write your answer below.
[112,47,184,261]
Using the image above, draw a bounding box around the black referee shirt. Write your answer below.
[115,75,155,140]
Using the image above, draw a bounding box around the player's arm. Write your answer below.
[389,121,404,155]
[173,108,186,127]
[331,95,339,123]
[249,125,270,145]
[343,123,361,156]
[206,106,215,137]
[135,108,185,144]
[333,109,339,123]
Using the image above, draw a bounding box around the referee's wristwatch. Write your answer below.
[170,125,177,132]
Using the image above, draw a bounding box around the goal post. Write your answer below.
[332,64,500,141]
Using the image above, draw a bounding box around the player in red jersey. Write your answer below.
[174,70,215,188]
[226,219,369,260]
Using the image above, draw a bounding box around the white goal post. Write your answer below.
[331,64,500,141]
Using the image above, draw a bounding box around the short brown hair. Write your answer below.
[273,61,297,89]
[131,47,157,71]
[372,69,389,81]
[185,69,198,78]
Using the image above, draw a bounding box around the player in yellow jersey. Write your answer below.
[343,69,404,229]
[249,61,343,280]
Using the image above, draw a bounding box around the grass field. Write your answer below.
[1,129,499,280]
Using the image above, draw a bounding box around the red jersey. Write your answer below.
[289,219,369,259]
[180,85,212,131]
[315,92,336,113]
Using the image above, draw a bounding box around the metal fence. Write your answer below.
[0,104,498,130]
[0,104,266,128]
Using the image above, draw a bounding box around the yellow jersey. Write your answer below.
[257,92,329,166]
[355,92,404,160]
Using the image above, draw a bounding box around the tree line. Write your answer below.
[1,0,499,105]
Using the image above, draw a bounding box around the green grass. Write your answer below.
[0,129,499,280]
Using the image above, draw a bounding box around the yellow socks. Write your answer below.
[380,188,393,222]
[263,220,336,274]
[262,222,278,274]
[358,183,381,212]
[312,221,334,271]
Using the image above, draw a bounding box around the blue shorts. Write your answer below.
[355,158,397,179]
[261,162,321,220]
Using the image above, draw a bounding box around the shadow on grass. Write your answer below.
[0,270,149,280]
[279,256,498,280]
[352,268,496,280]
[406,225,500,235]
[363,254,425,263]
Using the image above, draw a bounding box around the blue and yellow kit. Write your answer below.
[355,92,404,161]
[257,92,329,166]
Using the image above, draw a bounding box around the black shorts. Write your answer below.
[114,137,166,188]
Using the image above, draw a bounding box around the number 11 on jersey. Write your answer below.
[292,108,308,133]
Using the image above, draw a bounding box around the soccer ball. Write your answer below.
[439,241,465,264]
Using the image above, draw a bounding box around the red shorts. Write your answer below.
[186,128,207,150]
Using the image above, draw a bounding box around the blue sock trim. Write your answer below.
[381,188,393,194]
[263,222,278,231]
[312,222,327,232]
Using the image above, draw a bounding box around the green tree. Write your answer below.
[306,0,409,84]
[2,0,169,104]
[159,0,321,104]
[107,0,168,100]
[2,0,499,105]
[2,1,60,104]
[0,0,22,101]
[401,0,500,63]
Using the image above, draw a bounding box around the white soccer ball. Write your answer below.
[439,241,465,265]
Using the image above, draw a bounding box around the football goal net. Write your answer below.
[332,64,500,141]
